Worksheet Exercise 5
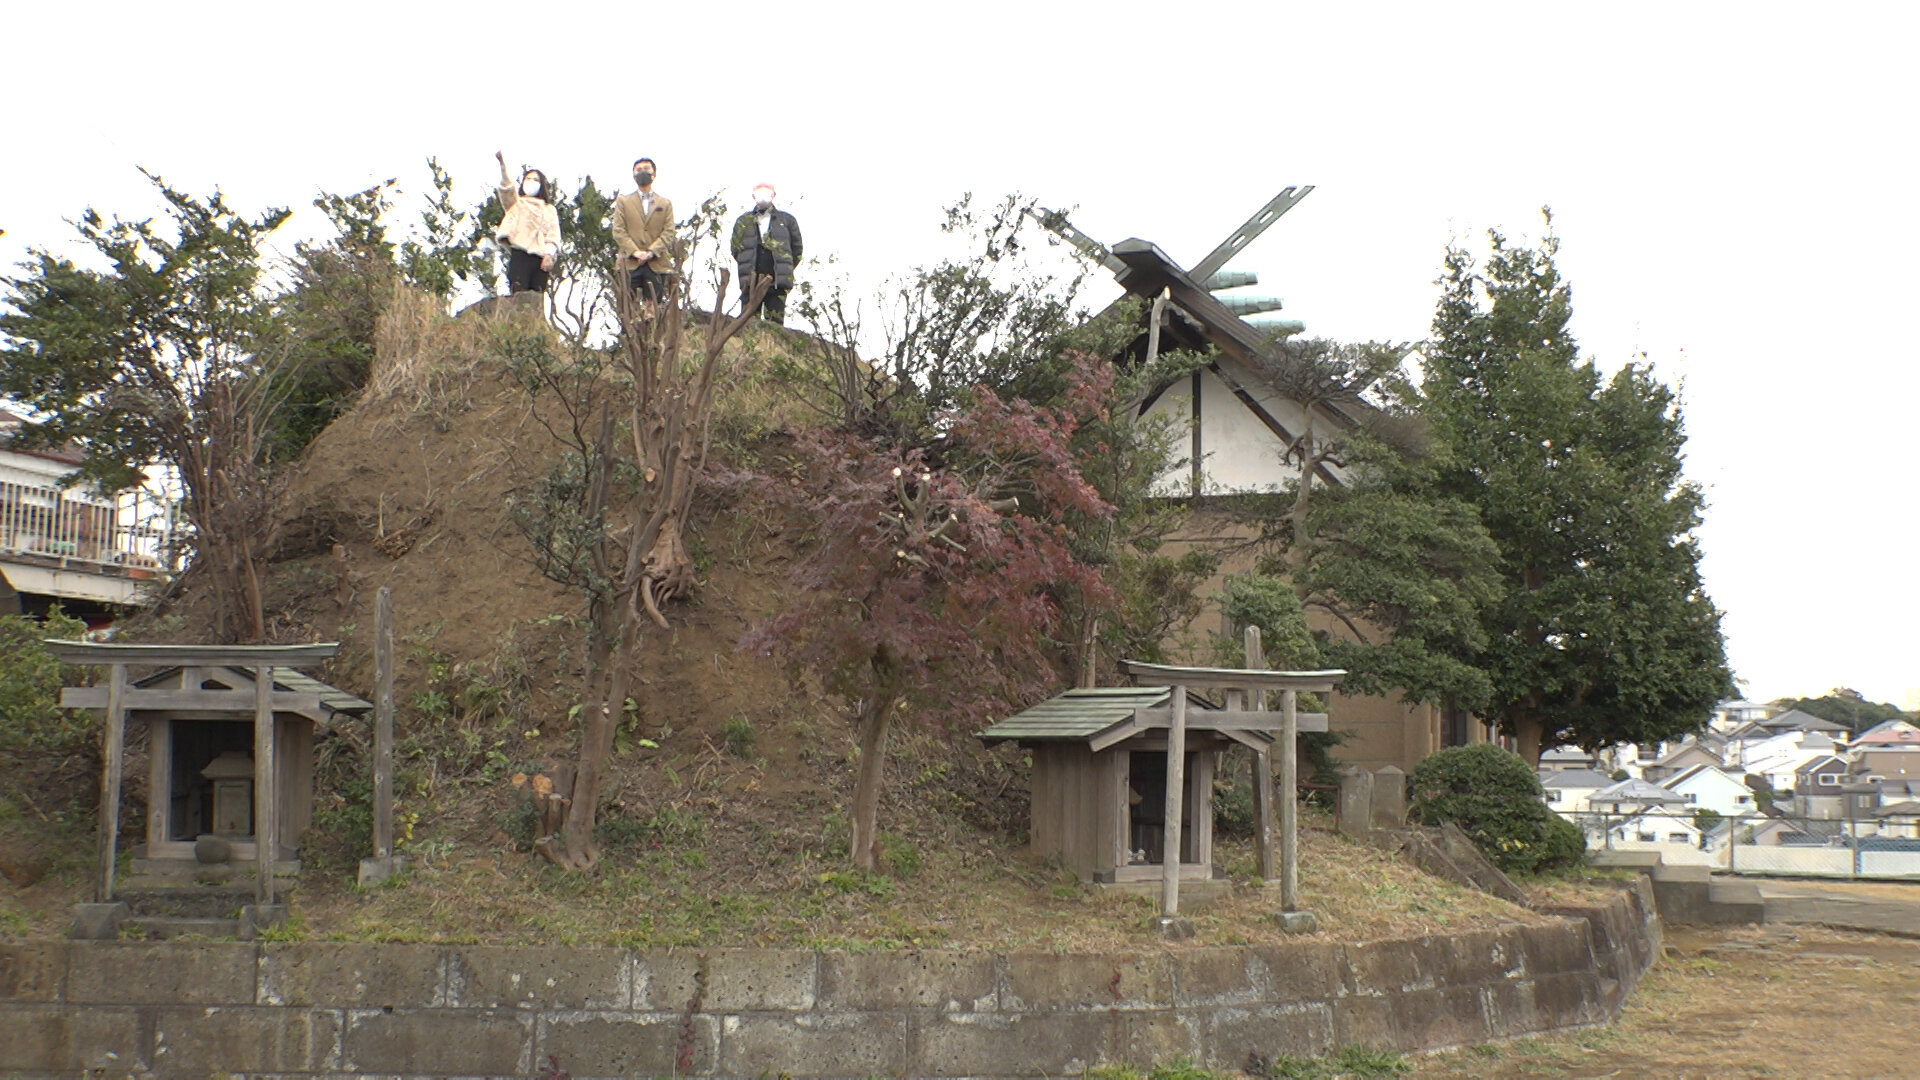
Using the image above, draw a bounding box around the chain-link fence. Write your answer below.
[1571,808,1920,879]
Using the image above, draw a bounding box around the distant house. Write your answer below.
[1590,777,1695,815]
[1540,769,1611,815]
[1793,754,1852,820]
[1539,745,1600,772]
[1585,777,1703,853]
[0,408,168,623]
[1643,741,1724,783]
[1742,730,1838,792]
[1661,763,1755,819]
[1711,699,1773,732]
[1758,709,1850,737]
[1854,747,1920,783]
[1853,720,1920,748]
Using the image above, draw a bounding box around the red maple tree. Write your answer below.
[743,358,1117,870]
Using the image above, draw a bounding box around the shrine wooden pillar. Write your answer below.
[95,663,128,903]
[254,665,275,904]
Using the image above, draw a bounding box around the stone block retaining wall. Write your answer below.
[0,880,1657,1079]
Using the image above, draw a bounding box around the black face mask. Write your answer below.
[634,171,654,188]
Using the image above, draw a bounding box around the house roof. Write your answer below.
[1854,720,1920,745]
[1793,754,1847,777]
[1592,778,1693,805]
[1540,746,1597,764]
[1661,763,1744,790]
[0,408,87,467]
[1760,709,1849,733]
[1540,769,1611,789]
[1653,742,1723,769]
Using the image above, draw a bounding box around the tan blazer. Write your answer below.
[611,190,676,273]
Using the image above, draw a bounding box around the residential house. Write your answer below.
[1094,227,1465,775]
[1540,769,1611,816]
[1793,754,1852,820]
[1854,746,1920,784]
[1584,777,1699,854]
[1539,746,1601,772]
[1853,719,1920,747]
[1711,699,1773,732]
[1742,730,1838,793]
[1758,709,1850,737]
[1660,763,1755,820]
[1643,741,1725,783]
[0,408,168,623]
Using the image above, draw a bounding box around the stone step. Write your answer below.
[115,885,270,919]
[129,856,301,879]
[125,916,240,940]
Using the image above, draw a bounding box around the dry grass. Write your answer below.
[279,804,1553,952]
[364,286,529,434]
[1418,924,1920,1078]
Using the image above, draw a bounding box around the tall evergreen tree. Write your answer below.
[1421,215,1733,761]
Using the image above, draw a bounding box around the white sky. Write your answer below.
[5,1,1916,708]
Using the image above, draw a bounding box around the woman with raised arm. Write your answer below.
[494,150,561,295]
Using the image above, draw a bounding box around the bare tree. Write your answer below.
[507,209,770,870]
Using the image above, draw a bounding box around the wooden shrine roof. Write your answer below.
[977,687,1175,746]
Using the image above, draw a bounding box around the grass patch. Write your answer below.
[1268,1045,1412,1079]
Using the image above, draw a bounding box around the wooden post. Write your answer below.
[1161,684,1187,917]
[373,587,395,860]
[1280,687,1300,911]
[254,664,275,905]
[1245,625,1275,881]
[95,663,127,903]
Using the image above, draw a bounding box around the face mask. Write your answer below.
[634,171,653,188]
[521,178,540,197]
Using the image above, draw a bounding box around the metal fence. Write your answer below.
[1572,807,1920,880]
[0,478,178,573]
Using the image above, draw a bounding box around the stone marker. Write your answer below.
[1273,910,1319,934]
[1371,765,1407,828]
[1152,916,1196,940]
[69,901,129,940]
[1337,766,1374,838]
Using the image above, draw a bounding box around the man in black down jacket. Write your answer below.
[730,183,803,325]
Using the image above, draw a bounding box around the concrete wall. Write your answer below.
[0,885,1659,1079]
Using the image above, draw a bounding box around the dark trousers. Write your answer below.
[742,284,790,325]
[506,248,549,294]
[745,247,788,323]
[628,263,667,302]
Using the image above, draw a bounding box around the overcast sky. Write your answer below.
[6,2,1916,707]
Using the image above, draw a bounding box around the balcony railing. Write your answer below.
[0,479,176,577]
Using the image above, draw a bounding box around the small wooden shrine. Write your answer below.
[980,655,1344,919]
[50,642,366,904]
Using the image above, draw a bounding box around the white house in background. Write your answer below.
[1540,769,1612,816]
[0,409,168,623]
[1742,730,1839,792]
[1711,699,1773,732]
[1660,763,1755,819]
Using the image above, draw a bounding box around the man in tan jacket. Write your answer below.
[612,157,674,303]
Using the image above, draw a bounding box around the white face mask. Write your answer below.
[521,178,541,197]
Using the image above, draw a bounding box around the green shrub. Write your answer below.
[0,610,92,754]
[1408,744,1581,874]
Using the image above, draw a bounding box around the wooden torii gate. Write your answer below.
[48,641,341,907]
[1119,643,1344,922]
